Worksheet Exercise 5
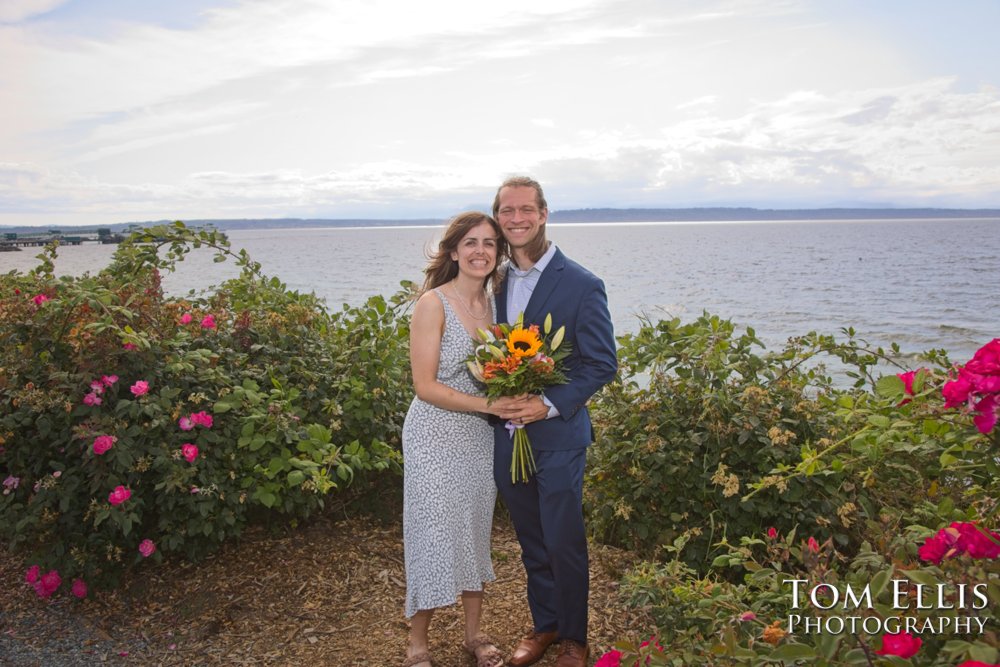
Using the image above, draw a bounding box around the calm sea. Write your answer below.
[2,218,997,364]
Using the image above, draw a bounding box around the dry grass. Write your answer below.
[1,508,654,666]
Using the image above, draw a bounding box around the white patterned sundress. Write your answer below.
[402,288,497,618]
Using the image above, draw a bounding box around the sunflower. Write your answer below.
[506,326,543,358]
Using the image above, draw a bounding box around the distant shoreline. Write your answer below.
[2,207,999,234]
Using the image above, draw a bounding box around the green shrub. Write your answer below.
[586,314,870,571]
[0,223,411,595]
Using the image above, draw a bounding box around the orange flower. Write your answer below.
[762,620,786,645]
[503,355,522,373]
[506,327,543,358]
[483,361,502,379]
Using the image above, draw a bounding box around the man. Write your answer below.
[490,176,617,667]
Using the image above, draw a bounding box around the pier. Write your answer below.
[0,228,127,252]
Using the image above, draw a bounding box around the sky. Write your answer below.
[1,0,999,227]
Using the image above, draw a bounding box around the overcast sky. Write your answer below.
[2,0,999,227]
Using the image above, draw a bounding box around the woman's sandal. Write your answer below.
[402,650,433,667]
[463,633,505,667]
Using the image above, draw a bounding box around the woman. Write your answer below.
[402,211,521,667]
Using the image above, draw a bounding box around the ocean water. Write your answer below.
[2,218,997,363]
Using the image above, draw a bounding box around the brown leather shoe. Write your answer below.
[554,640,589,667]
[508,630,558,667]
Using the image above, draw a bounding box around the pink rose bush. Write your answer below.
[875,631,922,658]
[943,338,1000,434]
[2,222,407,601]
[918,521,1000,564]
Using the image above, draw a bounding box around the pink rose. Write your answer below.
[108,485,131,506]
[122,342,138,351]
[35,570,62,598]
[918,533,951,564]
[807,536,820,553]
[200,314,216,330]
[965,338,1000,375]
[876,631,922,658]
[954,522,1000,559]
[24,565,40,584]
[130,380,149,396]
[593,650,622,667]
[189,411,213,428]
[957,661,1000,667]
[767,527,778,539]
[739,611,757,621]
[92,435,116,456]
[972,395,998,434]
[896,369,922,405]
[83,392,102,406]
[942,373,974,408]
[101,375,118,387]
[32,294,49,306]
[179,313,193,324]
[138,539,156,558]
[178,416,194,431]
[71,578,88,599]
[181,443,199,463]
[90,380,105,394]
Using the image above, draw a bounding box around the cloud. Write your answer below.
[0,0,67,23]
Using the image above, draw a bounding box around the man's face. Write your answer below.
[496,186,547,249]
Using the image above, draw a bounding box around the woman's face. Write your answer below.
[450,220,498,280]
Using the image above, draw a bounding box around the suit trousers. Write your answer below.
[494,440,589,644]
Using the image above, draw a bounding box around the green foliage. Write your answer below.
[0,223,411,593]
[590,315,1000,665]
[587,314,875,571]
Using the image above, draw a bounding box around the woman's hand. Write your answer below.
[486,394,532,419]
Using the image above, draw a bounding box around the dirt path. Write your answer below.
[1,511,653,666]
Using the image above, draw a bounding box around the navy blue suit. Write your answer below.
[493,247,617,644]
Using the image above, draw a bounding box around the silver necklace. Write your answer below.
[449,281,489,320]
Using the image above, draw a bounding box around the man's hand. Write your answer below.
[500,395,550,425]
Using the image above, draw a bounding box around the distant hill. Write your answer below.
[2,208,999,235]
[548,207,1000,222]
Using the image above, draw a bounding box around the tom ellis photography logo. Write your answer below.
[784,578,989,635]
[784,521,998,639]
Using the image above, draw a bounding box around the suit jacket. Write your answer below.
[494,247,617,451]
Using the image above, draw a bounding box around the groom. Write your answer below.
[491,176,617,667]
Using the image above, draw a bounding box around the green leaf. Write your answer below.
[768,643,817,660]
[901,568,940,587]
[875,374,904,398]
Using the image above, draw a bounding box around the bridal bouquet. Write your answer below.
[467,313,571,483]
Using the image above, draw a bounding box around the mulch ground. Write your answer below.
[0,507,654,666]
